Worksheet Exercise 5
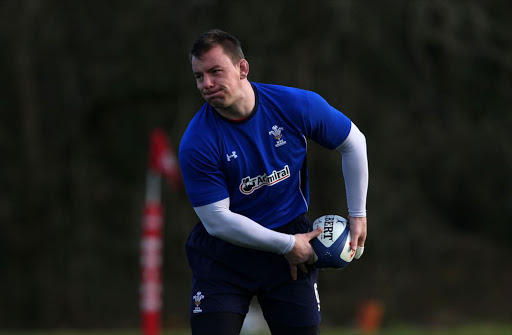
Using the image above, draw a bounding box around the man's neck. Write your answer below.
[215,81,255,120]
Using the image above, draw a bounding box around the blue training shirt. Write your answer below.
[179,82,352,229]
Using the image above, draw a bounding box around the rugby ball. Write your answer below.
[311,215,355,269]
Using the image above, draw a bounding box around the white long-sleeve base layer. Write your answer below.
[193,122,368,255]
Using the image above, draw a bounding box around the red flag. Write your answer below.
[149,128,181,191]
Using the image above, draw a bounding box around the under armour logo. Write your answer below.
[226,151,238,161]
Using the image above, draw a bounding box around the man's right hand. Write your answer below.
[283,227,322,280]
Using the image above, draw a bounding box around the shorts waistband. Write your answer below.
[272,213,310,234]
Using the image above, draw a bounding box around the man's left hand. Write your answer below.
[349,216,367,259]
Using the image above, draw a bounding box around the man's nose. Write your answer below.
[202,75,214,88]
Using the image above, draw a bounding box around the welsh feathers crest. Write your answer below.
[269,125,287,147]
[269,125,283,140]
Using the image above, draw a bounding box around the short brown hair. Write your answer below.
[189,29,245,64]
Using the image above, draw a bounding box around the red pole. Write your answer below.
[140,172,163,335]
[140,128,180,335]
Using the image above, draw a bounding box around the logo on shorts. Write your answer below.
[269,125,287,147]
[193,291,204,314]
[239,165,290,195]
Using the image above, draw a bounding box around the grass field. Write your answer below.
[3,325,512,335]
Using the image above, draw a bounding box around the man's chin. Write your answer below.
[206,97,227,108]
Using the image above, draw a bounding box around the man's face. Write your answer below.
[191,45,243,109]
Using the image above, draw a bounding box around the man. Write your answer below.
[179,29,368,335]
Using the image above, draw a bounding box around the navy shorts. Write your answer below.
[185,214,321,327]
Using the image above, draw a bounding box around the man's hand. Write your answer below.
[349,216,367,259]
[283,227,322,280]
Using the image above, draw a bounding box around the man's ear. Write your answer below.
[239,59,249,79]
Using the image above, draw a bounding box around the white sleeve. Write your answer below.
[335,122,369,217]
[193,198,296,254]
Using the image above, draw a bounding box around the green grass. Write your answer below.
[2,325,512,335]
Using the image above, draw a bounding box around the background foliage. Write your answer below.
[1,0,511,329]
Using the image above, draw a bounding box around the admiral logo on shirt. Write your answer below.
[239,165,290,195]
